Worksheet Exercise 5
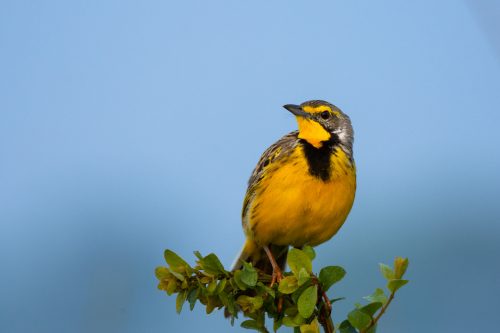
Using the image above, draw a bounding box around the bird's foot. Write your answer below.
[270,267,283,287]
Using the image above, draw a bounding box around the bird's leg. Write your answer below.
[263,245,283,286]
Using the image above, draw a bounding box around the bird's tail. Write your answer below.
[231,239,288,275]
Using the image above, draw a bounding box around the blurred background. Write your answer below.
[1,1,499,332]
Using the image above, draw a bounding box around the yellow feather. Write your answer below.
[244,146,356,248]
[296,118,331,148]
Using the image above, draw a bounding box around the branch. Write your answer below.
[156,248,409,333]
[363,291,395,333]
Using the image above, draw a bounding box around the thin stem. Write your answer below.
[315,276,334,333]
[361,291,395,333]
[318,305,334,333]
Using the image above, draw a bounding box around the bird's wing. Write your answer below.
[242,131,299,221]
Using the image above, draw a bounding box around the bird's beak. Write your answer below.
[284,104,330,148]
[283,104,311,119]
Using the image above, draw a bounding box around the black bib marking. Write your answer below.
[300,135,339,181]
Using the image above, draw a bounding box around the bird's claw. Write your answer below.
[270,268,283,287]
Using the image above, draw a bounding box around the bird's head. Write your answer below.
[284,100,354,150]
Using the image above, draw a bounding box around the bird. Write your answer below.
[231,100,356,285]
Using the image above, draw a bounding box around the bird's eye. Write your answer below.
[320,111,330,120]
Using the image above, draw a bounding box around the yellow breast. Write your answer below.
[244,146,356,247]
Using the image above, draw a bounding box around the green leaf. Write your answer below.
[288,248,312,275]
[216,278,227,294]
[175,289,187,314]
[187,288,199,310]
[193,250,203,260]
[330,297,345,304]
[166,278,178,295]
[394,257,409,279]
[302,245,316,260]
[292,281,313,304]
[199,253,226,275]
[278,276,299,294]
[282,317,298,328]
[256,282,275,298]
[387,279,409,293]
[367,323,378,333]
[339,320,357,333]
[164,249,191,274]
[233,270,248,290]
[273,318,283,332]
[199,276,211,284]
[363,288,388,304]
[251,296,264,311]
[360,302,383,316]
[318,266,346,291]
[379,263,395,280]
[207,279,218,294]
[167,267,185,281]
[347,309,372,330]
[297,268,310,286]
[284,306,298,317]
[240,262,258,287]
[155,266,171,280]
[300,320,320,333]
[282,313,306,327]
[297,285,317,318]
[205,295,220,314]
[241,319,260,331]
[236,295,263,312]
[219,291,236,316]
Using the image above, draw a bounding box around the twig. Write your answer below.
[315,278,334,333]
[318,305,334,333]
[361,291,395,333]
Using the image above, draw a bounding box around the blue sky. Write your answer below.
[1,1,499,332]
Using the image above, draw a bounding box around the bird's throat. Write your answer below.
[300,139,335,181]
[296,118,331,148]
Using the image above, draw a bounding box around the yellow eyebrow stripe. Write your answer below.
[302,105,341,117]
